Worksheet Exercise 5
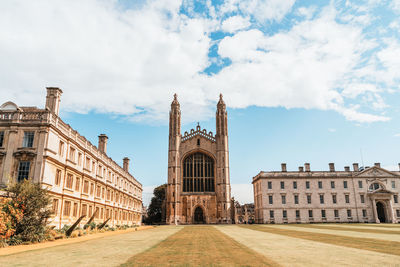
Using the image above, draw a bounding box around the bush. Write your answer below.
[0,197,23,247]
[83,222,96,230]
[60,225,70,234]
[1,180,51,245]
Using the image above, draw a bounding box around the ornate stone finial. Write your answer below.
[217,93,226,108]
[171,93,180,106]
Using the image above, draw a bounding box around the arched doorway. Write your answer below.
[376,202,386,223]
[194,206,205,224]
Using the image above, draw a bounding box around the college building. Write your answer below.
[0,87,142,228]
[166,94,232,224]
[253,163,400,224]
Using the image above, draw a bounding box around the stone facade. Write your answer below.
[253,163,400,224]
[233,202,255,224]
[0,87,142,229]
[166,94,232,224]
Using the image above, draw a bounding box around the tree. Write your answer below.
[4,179,52,243]
[144,184,166,224]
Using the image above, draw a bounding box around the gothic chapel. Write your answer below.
[166,94,232,224]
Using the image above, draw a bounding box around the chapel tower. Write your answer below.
[166,94,232,224]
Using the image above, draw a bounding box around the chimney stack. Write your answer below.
[353,163,359,172]
[45,87,63,116]
[305,163,310,172]
[98,134,108,154]
[374,162,381,168]
[329,163,335,172]
[123,157,130,172]
[344,166,350,172]
[281,163,287,172]
[299,166,304,172]
[398,163,400,171]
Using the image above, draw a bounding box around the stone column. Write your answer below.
[372,198,379,223]
[387,199,396,223]
[2,129,19,184]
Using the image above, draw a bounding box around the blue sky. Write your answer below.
[1,0,400,204]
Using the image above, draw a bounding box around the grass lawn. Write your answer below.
[122,225,279,267]
[241,224,400,256]
[1,224,400,266]
[291,224,400,235]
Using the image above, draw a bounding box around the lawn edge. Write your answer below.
[0,226,154,257]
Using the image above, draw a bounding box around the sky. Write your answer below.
[1,0,400,205]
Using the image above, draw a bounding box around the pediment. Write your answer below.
[356,166,399,178]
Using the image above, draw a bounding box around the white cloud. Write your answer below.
[392,0,400,12]
[212,7,389,122]
[376,39,400,87]
[0,0,213,122]
[0,1,394,124]
[297,6,317,20]
[238,0,296,23]
[221,15,251,33]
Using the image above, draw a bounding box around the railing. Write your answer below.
[0,111,51,122]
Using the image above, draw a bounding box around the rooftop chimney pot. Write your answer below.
[344,166,350,172]
[374,163,381,168]
[299,166,304,172]
[353,163,359,172]
[98,134,108,154]
[305,163,310,172]
[281,163,287,172]
[123,157,130,172]
[45,87,63,116]
[329,163,335,172]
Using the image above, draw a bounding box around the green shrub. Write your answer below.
[60,225,70,234]
[83,222,96,230]
[4,180,52,244]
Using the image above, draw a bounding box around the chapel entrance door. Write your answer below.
[376,201,387,223]
[194,206,205,224]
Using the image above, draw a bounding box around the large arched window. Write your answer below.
[182,152,215,192]
[369,182,384,191]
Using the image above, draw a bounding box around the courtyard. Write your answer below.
[1,224,399,266]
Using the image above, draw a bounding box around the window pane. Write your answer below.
[17,161,30,182]
[0,131,4,147]
[182,153,214,192]
[22,132,34,147]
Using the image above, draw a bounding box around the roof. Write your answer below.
[252,166,400,183]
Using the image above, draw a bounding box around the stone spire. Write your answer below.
[169,93,181,137]
[216,93,227,136]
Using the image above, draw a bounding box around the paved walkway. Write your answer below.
[0,226,181,267]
